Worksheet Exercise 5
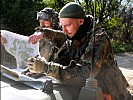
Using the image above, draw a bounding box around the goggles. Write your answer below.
[37,11,50,20]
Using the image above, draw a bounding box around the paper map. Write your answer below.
[1,30,40,69]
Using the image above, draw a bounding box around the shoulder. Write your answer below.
[87,27,111,50]
[94,27,109,42]
[41,28,66,38]
[95,27,107,36]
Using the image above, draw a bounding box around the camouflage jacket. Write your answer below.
[40,18,131,99]
[41,28,131,100]
[38,28,66,61]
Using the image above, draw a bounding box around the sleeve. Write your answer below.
[80,29,130,96]
[41,28,67,48]
[79,28,113,77]
[46,29,112,83]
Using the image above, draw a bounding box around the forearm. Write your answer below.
[37,28,67,48]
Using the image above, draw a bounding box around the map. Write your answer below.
[1,30,40,69]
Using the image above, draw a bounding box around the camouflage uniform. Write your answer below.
[39,28,66,61]
[36,8,65,61]
[40,16,131,100]
[39,38,59,61]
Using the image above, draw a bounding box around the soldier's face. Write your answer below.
[39,20,53,29]
[60,18,84,38]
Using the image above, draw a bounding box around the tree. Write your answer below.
[120,6,133,44]
[43,0,74,12]
[80,0,122,24]
[1,0,47,35]
[79,0,133,52]
[1,0,132,52]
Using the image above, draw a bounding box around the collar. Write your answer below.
[67,15,93,40]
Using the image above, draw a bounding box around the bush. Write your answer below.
[111,41,133,53]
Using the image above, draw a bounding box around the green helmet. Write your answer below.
[59,2,85,19]
[37,8,59,29]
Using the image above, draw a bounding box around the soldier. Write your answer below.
[0,8,66,61]
[35,8,66,61]
[22,8,66,76]
[36,8,59,30]
[28,2,132,100]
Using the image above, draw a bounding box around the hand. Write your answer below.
[0,36,7,45]
[28,31,44,44]
[27,56,48,74]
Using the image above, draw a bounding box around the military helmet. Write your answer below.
[37,8,59,29]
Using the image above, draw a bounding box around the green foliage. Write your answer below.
[111,41,133,53]
[0,0,74,35]
[43,0,74,12]
[1,0,46,36]
[82,0,122,23]
[111,41,126,53]
[103,17,121,29]
[1,0,132,53]
[33,0,47,11]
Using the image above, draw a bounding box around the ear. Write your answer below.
[79,19,84,25]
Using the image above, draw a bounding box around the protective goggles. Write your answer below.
[37,11,50,20]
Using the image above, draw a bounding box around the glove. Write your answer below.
[27,56,48,74]
[46,60,81,80]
